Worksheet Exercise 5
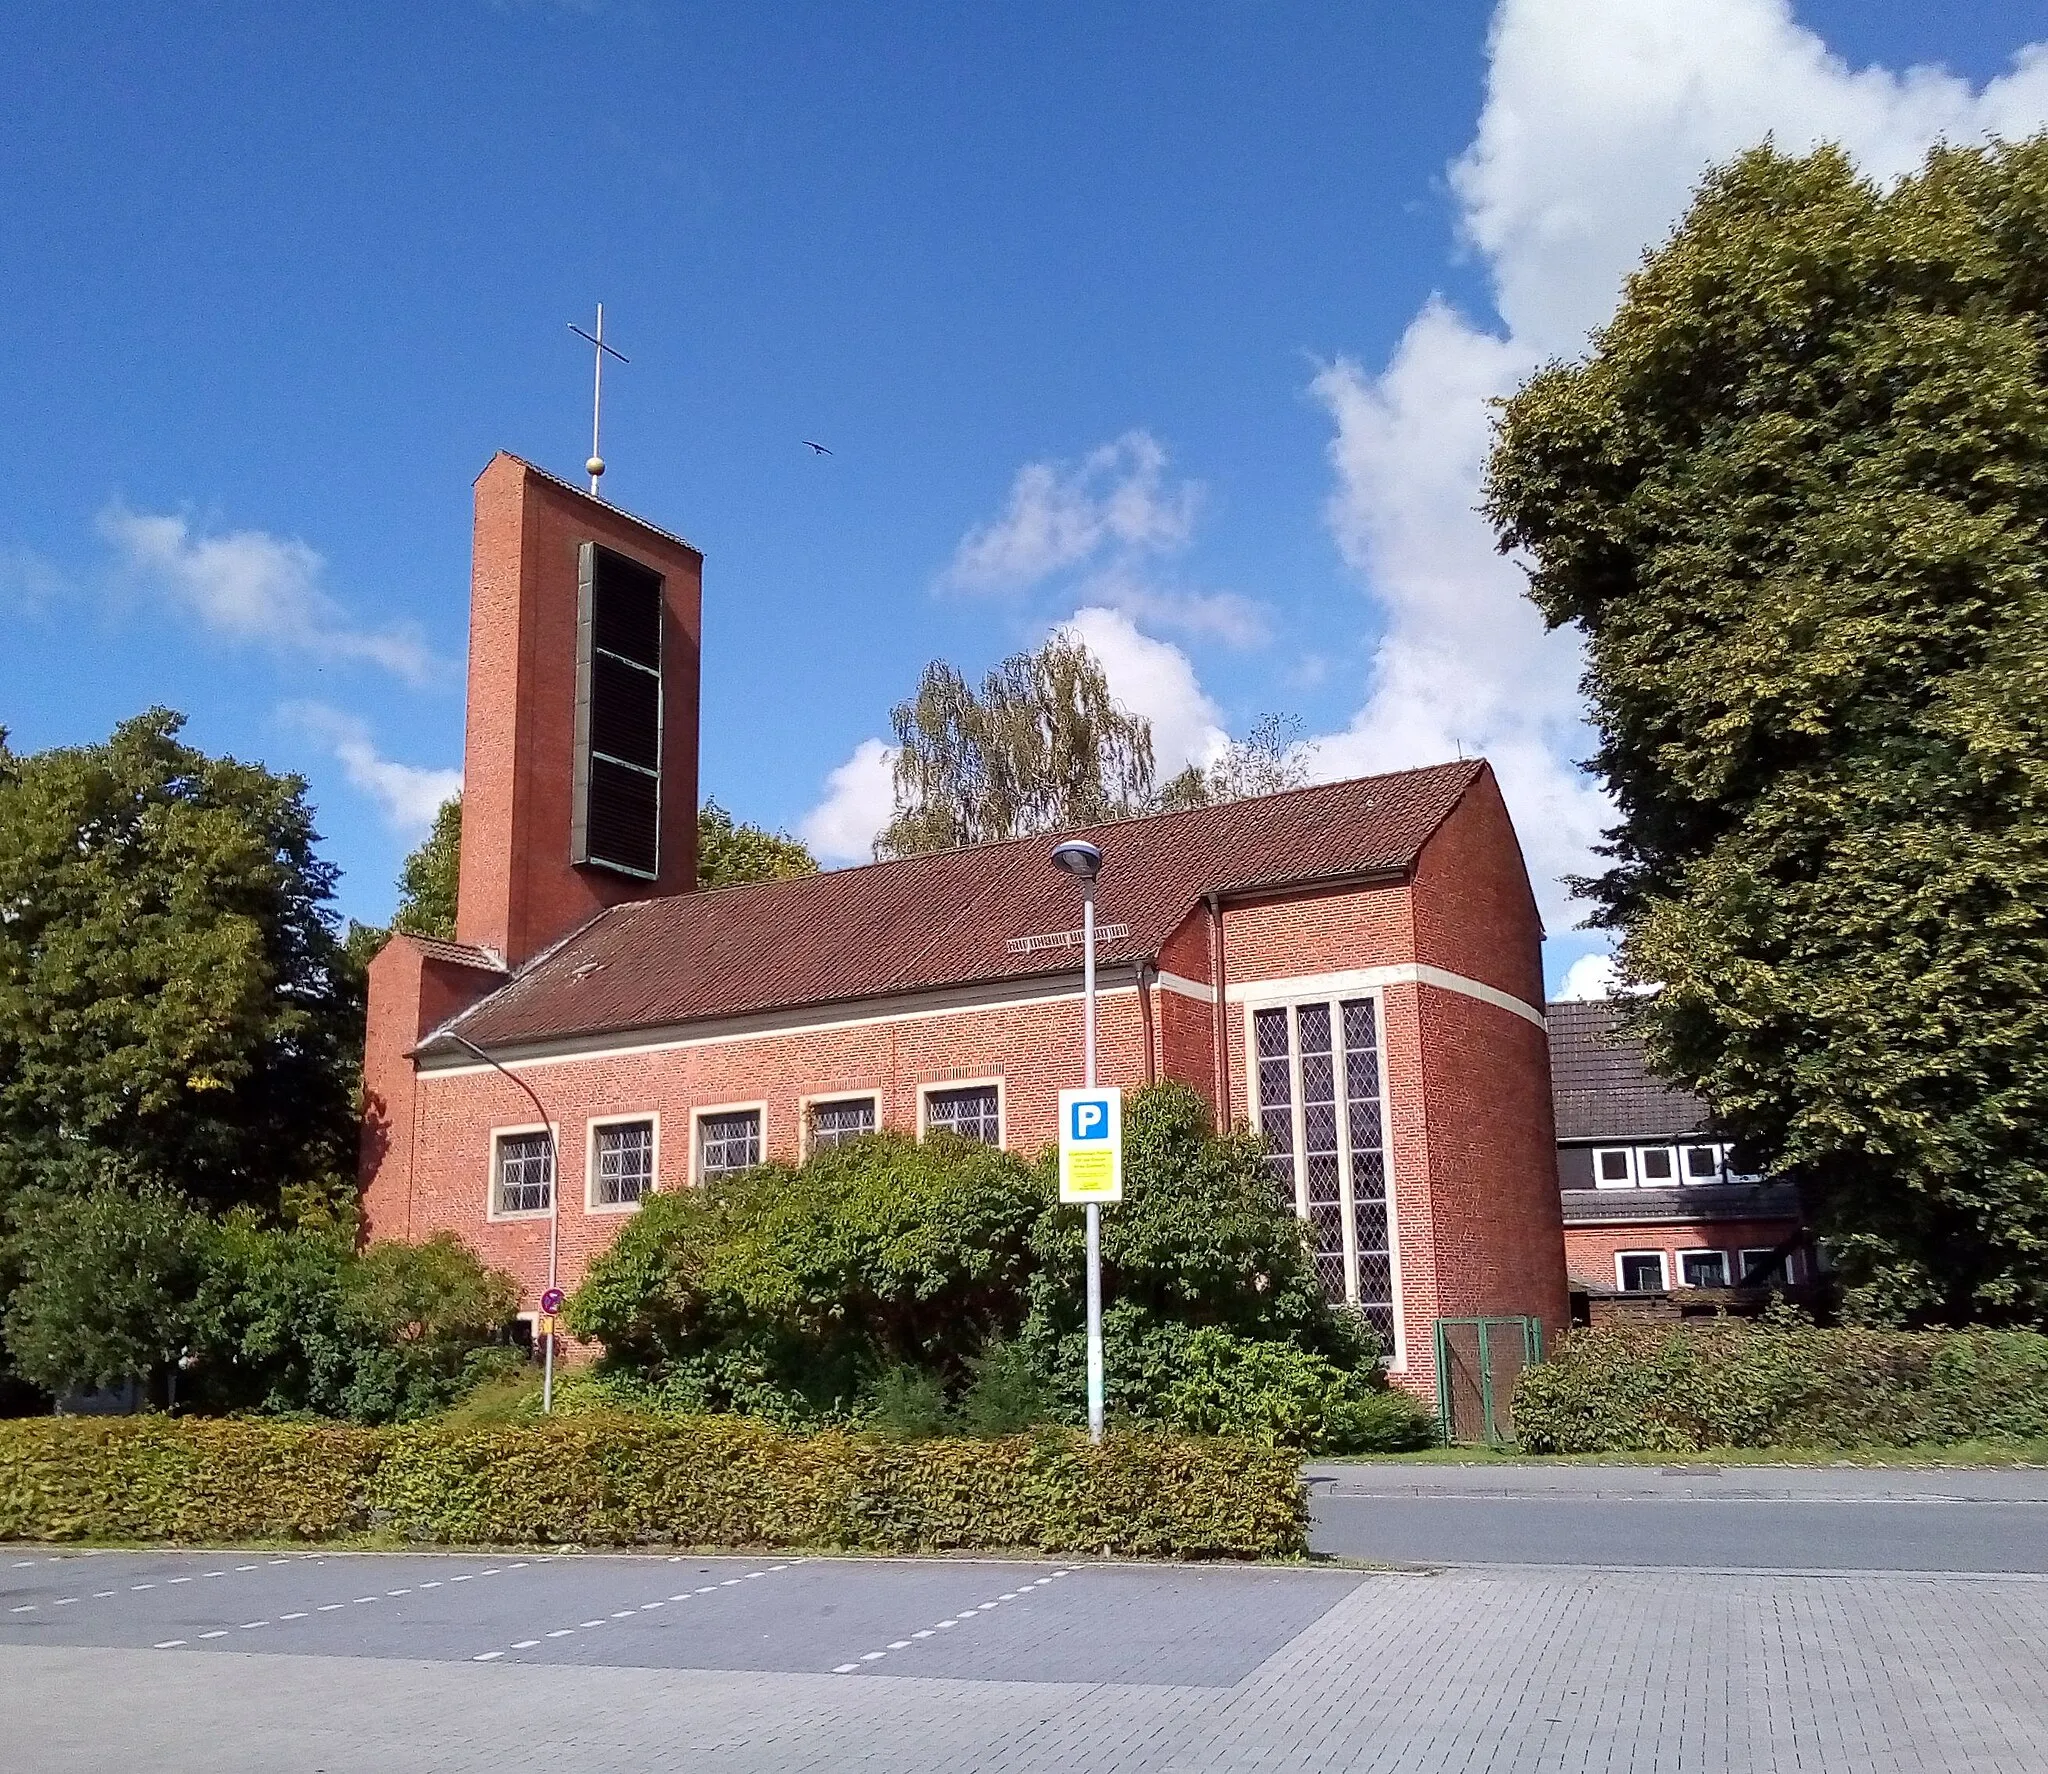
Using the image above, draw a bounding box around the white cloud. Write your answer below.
[1078,566,1272,649]
[799,736,900,865]
[100,504,439,683]
[1555,951,1620,1002]
[1057,606,1229,776]
[1309,0,2048,932]
[282,702,462,834]
[945,431,1200,592]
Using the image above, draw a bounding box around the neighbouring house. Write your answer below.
[1549,998,1811,1320]
[359,454,1569,1397]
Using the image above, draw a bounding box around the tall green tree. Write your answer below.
[1485,139,2048,1323]
[392,793,461,938]
[697,799,816,888]
[877,635,1156,857]
[0,710,360,1214]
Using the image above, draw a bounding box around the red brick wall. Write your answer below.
[387,983,1152,1310]
[1409,765,1546,1005]
[456,454,704,968]
[359,937,505,1239]
[1565,1220,1806,1290]
[1208,785,1565,1394]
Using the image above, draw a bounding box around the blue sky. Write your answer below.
[5,1,2045,998]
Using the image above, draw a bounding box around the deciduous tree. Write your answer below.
[1485,139,2048,1322]
[0,710,359,1214]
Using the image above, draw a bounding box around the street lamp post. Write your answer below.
[447,1033,561,1413]
[1050,839,1106,1443]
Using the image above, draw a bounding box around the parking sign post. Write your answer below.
[1051,839,1118,1443]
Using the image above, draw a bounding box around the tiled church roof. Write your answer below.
[1547,998,1710,1141]
[431,759,1486,1054]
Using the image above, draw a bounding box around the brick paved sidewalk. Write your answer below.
[5,1562,2044,1772]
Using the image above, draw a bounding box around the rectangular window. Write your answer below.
[493,1130,553,1216]
[1254,1007,1296,1210]
[1618,1251,1667,1292]
[697,1108,761,1181]
[1341,998,1394,1350]
[1593,1147,1635,1188]
[1679,1249,1729,1288]
[572,543,664,879]
[925,1084,1001,1145]
[1682,1144,1723,1183]
[1251,996,1397,1352]
[809,1096,876,1151]
[591,1119,654,1207]
[1741,1247,1800,1285]
[1636,1145,1678,1185]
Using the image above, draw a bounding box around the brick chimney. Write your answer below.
[455,452,703,968]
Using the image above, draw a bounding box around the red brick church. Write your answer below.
[360,454,1570,1392]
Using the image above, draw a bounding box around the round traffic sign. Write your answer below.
[539,1287,565,1315]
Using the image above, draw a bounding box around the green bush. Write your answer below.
[565,1082,1421,1454]
[190,1223,521,1423]
[566,1131,1043,1421]
[0,1415,1305,1558]
[1163,1328,1437,1452]
[1514,1320,2048,1454]
[0,1417,379,1541]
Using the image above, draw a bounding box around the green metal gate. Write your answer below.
[1432,1316,1543,1445]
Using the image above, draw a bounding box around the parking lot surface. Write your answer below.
[5,1536,2046,1772]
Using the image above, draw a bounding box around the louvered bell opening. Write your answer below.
[584,756,659,877]
[590,549,663,668]
[574,543,665,879]
[590,652,660,770]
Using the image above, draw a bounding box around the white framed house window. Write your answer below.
[1616,1250,1668,1292]
[804,1093,877,1154]
[692,1103,764,1183]
[921,1080,1003,1146]
[489,1125,556,1219]
[1248,995,1398,1354]
[1635,1145,1680,1186]
[1592,1147,1636,1188]
[1678,1249,1730,1288]
[1741,1247,1801,1285]
[587,1114,657,1211]
[1681,1143,1724,1183]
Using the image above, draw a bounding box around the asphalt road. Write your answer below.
[5,1496,2047,1773]
[1306,1461,2048,1570]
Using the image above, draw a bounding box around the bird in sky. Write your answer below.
[803,440,832,455]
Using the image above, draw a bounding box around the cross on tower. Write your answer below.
[568,303,629,499]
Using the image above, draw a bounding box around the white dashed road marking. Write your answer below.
[833,1570,1071,1674]
[470,1562,802,1664]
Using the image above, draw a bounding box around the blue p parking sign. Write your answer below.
[1057,1087,1123,1203]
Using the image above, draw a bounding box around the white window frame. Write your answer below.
[1615,1249,1669,1292]
[1678,1142,1724,1184]
[1592,1146,1637,1189]
[1242,991,1405,1371]
[1633,1144,1682,1187]
[1676,1247,1731,1289]
[917,1077,1006,1148]
[689,1100,768,1186]
[1740,1247,1801,1285]
[585,1112,660,1214]
[799,1090,880,1157]
[486,1122,559,1221]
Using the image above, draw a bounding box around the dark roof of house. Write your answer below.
[1548,998,1711,1141]
[1560,1182,1803,1226]
[434,759,1488,1055]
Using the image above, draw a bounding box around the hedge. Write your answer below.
[1514,1321,2048,1454]
[0,1414,1305,1558]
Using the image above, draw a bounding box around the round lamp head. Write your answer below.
[1049,839,1102,883]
